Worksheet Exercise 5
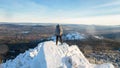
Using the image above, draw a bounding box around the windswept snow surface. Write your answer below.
[1,41,114,68]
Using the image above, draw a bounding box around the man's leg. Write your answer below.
[56,36,59,45]
[60,35,63,44]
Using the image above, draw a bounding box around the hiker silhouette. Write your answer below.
[55,24,63,45]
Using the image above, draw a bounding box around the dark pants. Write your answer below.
[56,35,63,45]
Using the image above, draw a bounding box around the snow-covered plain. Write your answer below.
[1,41,114,68]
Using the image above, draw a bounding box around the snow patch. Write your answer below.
[94,36,104,39]
[63,32,85,40]
[49,32,85,41]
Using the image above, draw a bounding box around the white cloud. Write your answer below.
[65,15,120,25]
[0,0,120,25]
[92,1,120,9]
[1,14,120,25]
[0,0,49,22]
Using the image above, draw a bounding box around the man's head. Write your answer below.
[56,24,60,28]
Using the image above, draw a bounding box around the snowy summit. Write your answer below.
[1,41,114,68]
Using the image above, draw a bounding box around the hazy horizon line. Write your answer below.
[0,22,120,26]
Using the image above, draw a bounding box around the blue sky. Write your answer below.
[0,0,120,25]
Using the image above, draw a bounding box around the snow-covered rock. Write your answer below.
[1,41,114,68]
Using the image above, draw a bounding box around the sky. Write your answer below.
[0,0,120,25]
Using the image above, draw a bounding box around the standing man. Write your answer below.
[55,24,63,45]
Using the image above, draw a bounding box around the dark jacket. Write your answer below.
[55,24,63,36]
